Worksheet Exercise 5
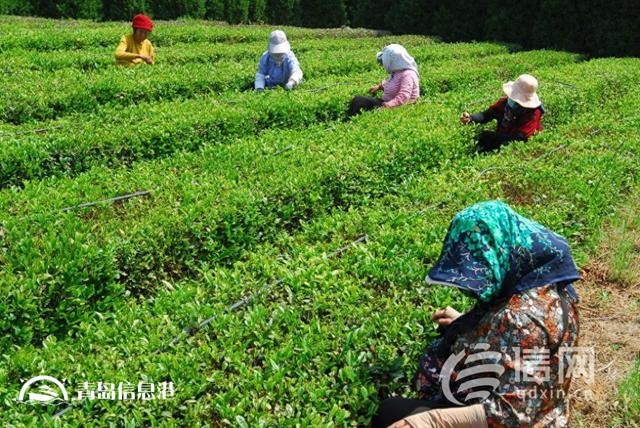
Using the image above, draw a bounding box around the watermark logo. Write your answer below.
[441,343,505,405]
[74,381,175,401]
[16,376,175,405]
[17,375,69,405]
[439,344,595,405]
[559,347,595,386]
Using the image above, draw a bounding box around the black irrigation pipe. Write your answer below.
[298,81,366,93]
[0,125,64,136]
[60,190,152,212]
[47,82,636,420]
[54,233,368,419]
[2,80,365,139]
[53,404,73,418]
[154,277,283,354]
[478,143,569,177]
[549,79,578,90]
[437,135,632,219]
[13,190,153,223]
[400,141,574,222]
[156,233,368,354]
[173,233,370,407]
[179,136,636,412]
[48,132,636,419]
[271,145,294,157]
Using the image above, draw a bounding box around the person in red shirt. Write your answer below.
[460,74,544,152]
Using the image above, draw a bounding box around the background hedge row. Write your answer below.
[1,0,639,57]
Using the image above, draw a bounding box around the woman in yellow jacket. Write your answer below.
[115,14,155,66]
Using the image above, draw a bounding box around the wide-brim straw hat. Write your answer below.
[503,74,541,109]
[268,30,291,54]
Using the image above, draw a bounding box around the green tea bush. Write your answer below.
[1,18,639,427]
[0,47,575,188]
[0,102,465,348]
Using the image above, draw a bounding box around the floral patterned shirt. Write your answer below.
[418,284,579,427]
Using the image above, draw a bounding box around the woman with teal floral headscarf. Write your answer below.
[373,201,580,428]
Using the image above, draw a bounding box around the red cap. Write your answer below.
[132,14,153,32]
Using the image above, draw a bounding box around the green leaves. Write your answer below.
[1,17,640,427]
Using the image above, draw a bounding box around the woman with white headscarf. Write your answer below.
[254,30,303,91]
[348,44,420,116]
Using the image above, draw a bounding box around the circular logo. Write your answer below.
[17,375,69,405]
[441,343,505,405]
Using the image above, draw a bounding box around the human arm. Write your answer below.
[114,35,140,62]
[460,109,496,125]
[431,306,462,327]
[389,404,488,428]
[397,307,557,428]
[255,53,268,90]
[461,97,506,124]
[285,52,303,89]
[137,43,154,65]
[382,72,417,108]
[147,42,155,64]
[369,82,384,94]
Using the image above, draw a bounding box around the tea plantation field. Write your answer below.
[0,15,638,426]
